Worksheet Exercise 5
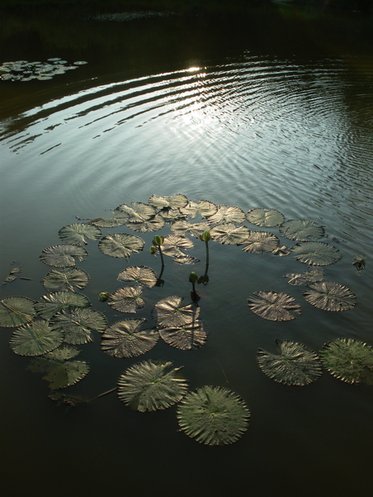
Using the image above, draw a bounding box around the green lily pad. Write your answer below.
[159,321,207,350]
[0,297,35,328]
[280,219,325,241]
[42,268,89,292]
[58,223,102,245]
[98,233,144,258]
[10,320,64,356]
[29,357,90,389]
[177,386,250,446]
[257,341,322,386]
[126,214,165,232]
[179,200,218,219]
[155,296,200,328]
[46,345,80,361]
[170,220,194,236]
[207,205,246,224]
[52,307,107,345]
[242,231,279,253]
[89,216,124,228]
[291,242,341,266]
[247,208,284,227]
[101,318,159,358]
[248,291,301,321]
[117,266,157,288]
[35,291,90,319]
[114,202,157,223]
[108,287,144,313]
[118,360,188,412]
[285,269,324,286]
[40,244,88,267]
[210,223,250,245]
[320,338,373,385]
[304,281,356,312]
[148,194,188,210]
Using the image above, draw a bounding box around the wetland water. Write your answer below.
[0,8,373,497]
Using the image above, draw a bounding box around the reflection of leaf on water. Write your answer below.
[40,244,88,267]
[28,357,90,390]
[304,281,356,312]
[0,297,35,327]
[52,307,107,345]
[118,360,188,412]
[98,233,144,258]
[280,219,325,241]
[42,268,89,291]
[108,287,144,314]
[58,223,102,245]
[248,291,301,321]
[10,320,63,356]
[177,386,250,446]
[247,208,284,227]
[117,266,157,288]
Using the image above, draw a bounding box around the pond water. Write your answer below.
[0,7,373,497]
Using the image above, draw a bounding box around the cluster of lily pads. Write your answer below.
[0,58,87,82]
[1,194,372,446]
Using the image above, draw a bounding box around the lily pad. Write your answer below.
[303,282,356,312]
[155,296,200,328]
[248,291,301,321]
[177,386,250,446]
[320,338,373,385]
[161,235,194,259]
[40,244,88,267]
[291,242,341,266]
[148,194,188,210]
[257,341,322,386]
[210,223,250,245]
[98,233,144,258]
[247,208,284,227]
[117,266,157,288]
[207,205,246,225]
[118,360,188,412]
[285,269,324,286]
[108,287,144,313]
[280,219,325,241]
[242,231,279,253]
[35,291,90,319]
[46,345,80,361]
[10,320,63,356]
[126,214,165,232]
[101,318,159,358]
[52,308,107,345]
[89,216,124,228]
[170,220,194,236]
[29,358,90,389]
[114,202,157,223]
[179,200,218,219]
[58,223,102,245]
[42,268,89,291]
[0,297,35,328]
[159,321,207,350]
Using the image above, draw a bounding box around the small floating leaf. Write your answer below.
[126,214,165,232]
[177,386,250,446]
[248,291,301,321]
[257,341,322,386]
[210,223,250,245]
[10,320,63,356]
[118,360,188,412]
[114,202,157,223]
[0,297,35,327]
[247,208,284,227]
[320,338,373,385]
[280,219,325,241]
[58,223,102,245]
[148,194,188,210]
[304,281,356,312]
[180,200,218,219]
[108,287,144,314]
[159,321,207,350]
[207,205,245,225]
[42,268,89,291]
[35,291,90,319]
[52,308,107,345]
[40,244,88,267]
[101,318,158,358]
[291,242,341,266]
[155,296,200,328]
[98,233,144,258]
[89,216,123,228]
[117,266,157,288]
[353,256,365,271]
[29,358,90,389]
[242,231,279,253]
[285,269,324,286]
[46,345,80,361]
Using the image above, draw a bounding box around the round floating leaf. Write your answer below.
[35,291,90,320]
[320,338,373,385]
[101,318,159,358]
[10,320,63,356]
[291,242,341,266]
[304,281,356,312]
[210,223,250,245]
[114,202,157,222]
[161,235,194,260]
[0,297,35,328]
[170,220,193,236]
[207,205,245,225]
[257,341,322,386]
[248,291,301,321]
[159,321,207,350]
[117,266,157,288]
[46,345,80,361]
[177,386,250,446]
[42,268,89,292]
[280,219,325,241]
[242,231,279,253]
[52,308,107,345]
[173,254,199,265]
[247,208,284,227]
[58,223,102,245]
[29,358,90,389]
[108,287,144,313]
[285,269,324,286]
[89,216,124,228]
[126,214,165,232]
[118,360,188,412]
[180,200,218,219]
[155,296,200,328]
[148,194,188,210]
[40,244,88,267]
[98,233,144,258]
[158,208,186,222]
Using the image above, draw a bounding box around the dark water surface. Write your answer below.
[1,8,373,497]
